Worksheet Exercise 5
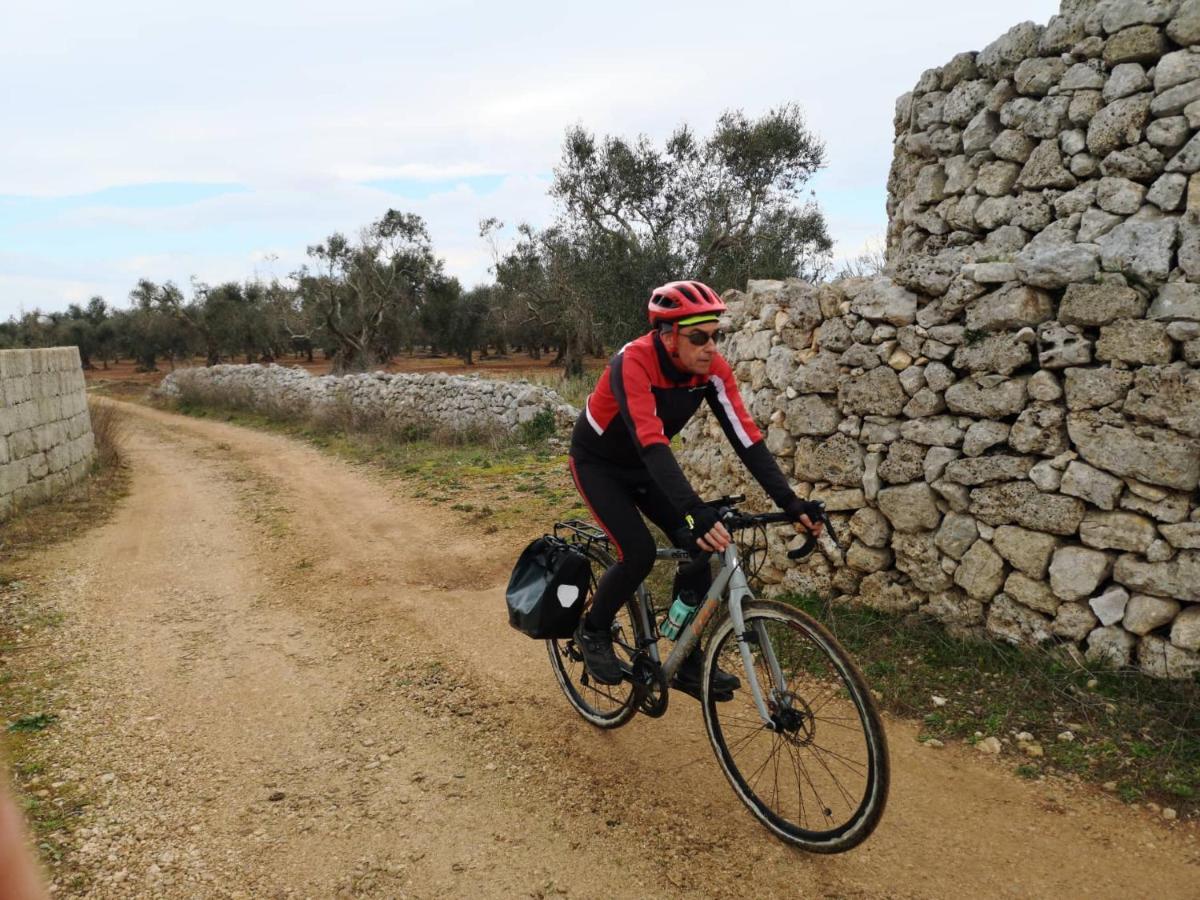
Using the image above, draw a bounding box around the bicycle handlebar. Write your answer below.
[702,498,842,561]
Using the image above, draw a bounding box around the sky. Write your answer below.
[0,0,1061,320]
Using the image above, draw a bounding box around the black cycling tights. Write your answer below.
[568,455,712,631]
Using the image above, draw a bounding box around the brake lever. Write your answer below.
[786,506,840,560]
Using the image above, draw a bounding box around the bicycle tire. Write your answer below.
[702,599,889,852]
[546,542,644,729]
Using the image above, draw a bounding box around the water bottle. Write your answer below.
[660,590,699,640]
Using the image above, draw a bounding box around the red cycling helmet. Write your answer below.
[647,280,727,326]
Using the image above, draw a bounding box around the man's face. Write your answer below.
[666,322,721,375]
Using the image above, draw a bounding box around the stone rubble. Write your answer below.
[158,364,579,438]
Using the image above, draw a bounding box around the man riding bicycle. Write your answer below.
[569,279,823,700]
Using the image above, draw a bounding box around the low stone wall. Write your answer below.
[677,278,1200,679]
[0,347,95,520]
[158,364,579,436]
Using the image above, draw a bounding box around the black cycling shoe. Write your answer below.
[573,619,624,685]
[671,649,739,702]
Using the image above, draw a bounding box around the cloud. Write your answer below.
[0,0,1060,318]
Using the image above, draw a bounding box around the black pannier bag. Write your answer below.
[506,536,591,639]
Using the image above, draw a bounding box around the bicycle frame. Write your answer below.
[640,543,785,728]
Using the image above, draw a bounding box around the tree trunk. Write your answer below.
[559,335,585,378]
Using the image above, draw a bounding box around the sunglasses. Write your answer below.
[681,328,723,347]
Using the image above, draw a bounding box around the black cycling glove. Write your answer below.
[684,505,721,542]
[786,497,825,525]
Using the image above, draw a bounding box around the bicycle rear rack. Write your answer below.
[554,519,610,552]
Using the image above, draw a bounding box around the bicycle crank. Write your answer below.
[630,656,670,718]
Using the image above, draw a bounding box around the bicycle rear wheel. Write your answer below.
[546,542,643,729]
[702,599,889,852]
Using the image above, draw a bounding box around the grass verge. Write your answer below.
[788,593,1200,819]
[1,400,129,889]
[164,397,587,532]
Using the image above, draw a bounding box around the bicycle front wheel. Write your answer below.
[703,599,889,852]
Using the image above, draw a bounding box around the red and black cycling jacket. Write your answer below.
[569,331,797,518]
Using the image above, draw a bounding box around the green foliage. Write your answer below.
[784,592,1200,815]
[7,713,57,732]
[488,105,832,372]
[297,209,445,372]
[518,408,557,443]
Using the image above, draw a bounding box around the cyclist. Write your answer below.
[568,280,823,700]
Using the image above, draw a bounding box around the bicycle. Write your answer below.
[546,496,889,853]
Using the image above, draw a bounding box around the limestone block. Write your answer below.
[987,594,1054,645]
[1086,625,1137,667]
[846,541,893,574]
[1102,28,1167,66]
[1037,322,1093,369]
[1050,545,1114,601]
[1080,509,1160,553]
[838,366,907,417]
[1059,282,1147,327]
[1120,485,1192,522]
[952,332,1034,375]
[1090,585,1131,627]
[1123,364,1200,436]
[849,507,892,549]
[1067,409,1200,491]
[1138,634,1200,678]
[793,434,863,488]
[877,482,942,533]
[1009,404,1069,457]
[955,539,1006,601]
[1053,602,1100,641]
[897,415,964,450]
[922,589,985,628]
[1159,522,1200,548]
[1004,570,1062,614]
[849,279,919,326]
[1124,593,1181,634]
[994,525,1061,578]
[965,283,1054,332]
[944,455,1035,486]
[785,394,841,437]
[857,571,922,614]
[1060,461,1125,510]
[893,532,954,592]
[1030,460,1063,491]
[935,511,979,560]
[1147,171,1188,209]
[1064,366,1133,410]
[945,374,1028,418]
[1015,241,1099,288]
[923,446,960,483]
[1113,550,1200,601]
[878,440,927,485]
[962,420,1010,457]
[1168,0,1200,45]
[1097,218,1179,285]
[1149,282,1200,321]
[970,482,1086,535]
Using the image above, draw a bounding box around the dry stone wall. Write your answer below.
[678,0,1200,680]
[0,348,95,521]
[158,364,579,436]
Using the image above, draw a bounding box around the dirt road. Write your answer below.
[20,400,1200,897]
